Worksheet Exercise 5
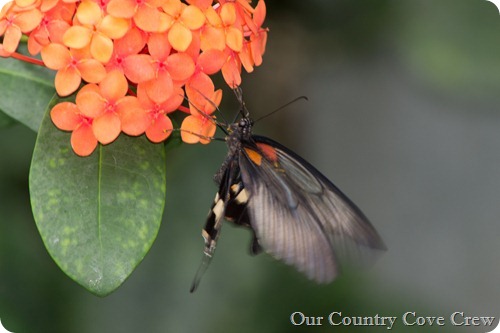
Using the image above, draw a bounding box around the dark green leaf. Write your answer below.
[0,56,55,131]
[29,97,167,296]
[0,109,16,128]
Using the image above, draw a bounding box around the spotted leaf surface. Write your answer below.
[29,96,166,296]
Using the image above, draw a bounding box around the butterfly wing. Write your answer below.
[238,135,386,283]
[191,156,260,292]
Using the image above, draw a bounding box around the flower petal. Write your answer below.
[181,5,205,30]
[76,0,102,25]
[161,0,182,16]
[98,15,129,39]
[220,3,236,26]
[199,121,216,144]
[180,115,201,144]
[63,25,92,49]
[100,70,128,101]
[166,52,195,81]
[185,0,212,10]
[41,43,70,70]
[107,0,137,18]
[90,33,113,63]
[186,72,214,109]
[147,32,171,60]
[239,43,254,73]
[114,27,147,56]
[250,32,266,66]
[143,72,173,104]
[253,0,266,28]
[200,26,225,51]
[78,59,106,83]
[134,4,165,32]
[50,102,80,131]
[76,85,106,118]
[3,25,22,53]
[72,122,98,156]
[168,22,192,52]
[198,49,226,74]
[221,53,241,88]
[15,9,43,32]
[119,98,149,136]
[180,115,215,144]
[225,26,243,52]
[55,67,82,96]
[146,113,172,143]
[122,54,155,83]
[160,86,184,112]
[93,111,121,144]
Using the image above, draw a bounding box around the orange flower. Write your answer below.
[51,101,98,157]
[0,2,43,54]
[107,0,168,33]
[106,27,155,83]
[41,44,106,96]
[200,3,243,53]
[75,70,139,144]
[136,84,184,143]
[142,31,195,104]
[221,49,241,88]
[3,0,269,153]
[185,0,212,11]
[219,2,243,52]
[26,1,74,55]
[181,76,221,144]
[240,0,266,71]
[161,0,205,52]
[62,0,129,63]
[199,5,224,51]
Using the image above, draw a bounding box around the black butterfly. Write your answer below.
[190,89,386,292]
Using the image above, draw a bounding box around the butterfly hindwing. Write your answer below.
[192,152,266,292]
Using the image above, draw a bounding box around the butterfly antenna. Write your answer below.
[233,87,250,120]
[167,128,226,142]
[254,96,309,123]
[190,254,213,293]
[187,87,230,128]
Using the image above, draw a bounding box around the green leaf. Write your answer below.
[0,109,16,128]
[29,97,167,296]
[0,56,55,131]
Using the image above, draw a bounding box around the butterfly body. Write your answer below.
[190,96,386,292]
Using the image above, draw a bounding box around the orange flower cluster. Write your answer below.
[0,0,267,156]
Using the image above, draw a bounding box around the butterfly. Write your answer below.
[189,88,386,292]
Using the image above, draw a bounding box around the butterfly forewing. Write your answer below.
[237,136,386,283]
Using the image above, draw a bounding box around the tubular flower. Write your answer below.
[1,0,268,155]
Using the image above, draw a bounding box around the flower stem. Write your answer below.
[9,52,45,66]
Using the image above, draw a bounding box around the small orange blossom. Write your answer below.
[1,0,268,156]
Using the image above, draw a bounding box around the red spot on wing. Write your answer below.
[256,142,278,162]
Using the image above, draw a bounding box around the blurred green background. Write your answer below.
[1,0,500,332]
